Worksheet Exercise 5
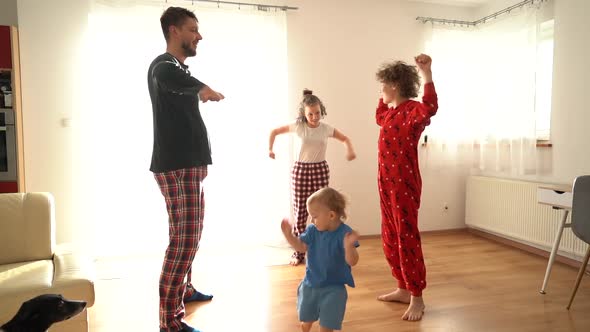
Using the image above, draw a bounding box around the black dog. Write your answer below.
[0,294,87,332]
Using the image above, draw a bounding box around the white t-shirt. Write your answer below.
[289,122,335,163]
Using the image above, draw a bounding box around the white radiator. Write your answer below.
[465,175,588,259]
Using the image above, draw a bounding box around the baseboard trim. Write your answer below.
[422,228,468,235]
[359,228,468,241]
[468,227,590,273]
[360,227,589,274]
[358,234,381,240]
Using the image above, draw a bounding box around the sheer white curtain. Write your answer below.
[422,3,546,175]
[73,0,291,257]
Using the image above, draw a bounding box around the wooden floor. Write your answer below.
[89,231,590,331]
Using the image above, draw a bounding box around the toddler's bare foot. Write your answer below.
[377,288,410,303]
[300,321,312,332]
[402,296,425,321]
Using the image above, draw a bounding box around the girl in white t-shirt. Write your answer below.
[269,89,356,266]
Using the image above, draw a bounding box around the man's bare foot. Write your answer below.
[402,296,425,321]
[377,288,411,303]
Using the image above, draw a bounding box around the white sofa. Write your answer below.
[0,192,95,331]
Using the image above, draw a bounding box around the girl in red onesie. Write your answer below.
[374,54,437,321]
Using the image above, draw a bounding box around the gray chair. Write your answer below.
[567,175,590,309]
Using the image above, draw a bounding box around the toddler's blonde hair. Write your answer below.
[307,187,348,220]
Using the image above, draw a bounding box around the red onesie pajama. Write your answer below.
[376,82,438,297]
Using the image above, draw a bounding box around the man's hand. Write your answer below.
[199,85,225,103]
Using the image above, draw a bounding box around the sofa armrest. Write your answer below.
[52,243,96,307]
[0,192,55,265]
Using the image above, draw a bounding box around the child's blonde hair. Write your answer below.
[307,187,347,219]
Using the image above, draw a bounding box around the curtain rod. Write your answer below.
[416,0,545,26]
[178,0,298,11]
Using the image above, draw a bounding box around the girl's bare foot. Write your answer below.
[290,256,303,266]
[402,296,425,321]
[290,253,304,266]
[377,288,411,303]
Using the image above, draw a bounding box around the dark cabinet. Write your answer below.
[0,25,23,193]
[0,26,12,69]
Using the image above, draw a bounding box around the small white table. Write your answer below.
[537,184,573,294]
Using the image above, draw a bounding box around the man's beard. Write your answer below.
[181,41,196,57]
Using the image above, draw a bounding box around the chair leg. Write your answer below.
[567,246,590,309]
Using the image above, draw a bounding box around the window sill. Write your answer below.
[536,140,552,147]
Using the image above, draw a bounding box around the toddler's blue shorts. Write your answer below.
[297,282,348,330]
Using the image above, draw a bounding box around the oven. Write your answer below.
[0,108,17,184]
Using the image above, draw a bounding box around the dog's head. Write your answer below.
[1,294,87,332]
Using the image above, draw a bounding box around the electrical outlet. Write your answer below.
[60,117,71,128]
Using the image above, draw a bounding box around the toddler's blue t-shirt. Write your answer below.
[300,223,360,288]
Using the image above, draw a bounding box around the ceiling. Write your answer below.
[406,0,491,8]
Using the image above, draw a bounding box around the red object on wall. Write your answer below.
[0,181,18,193]
[0,25,12,69]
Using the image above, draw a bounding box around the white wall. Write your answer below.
[286,0,590,236]
[16,0,90,246]
[14,0,472,247]
[285,0,474,235]
[0,0,18,26]
[14,0,590,245]
[549,0,590,184]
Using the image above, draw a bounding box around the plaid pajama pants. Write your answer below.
[154,166,207,331]
[290,160,330,260]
